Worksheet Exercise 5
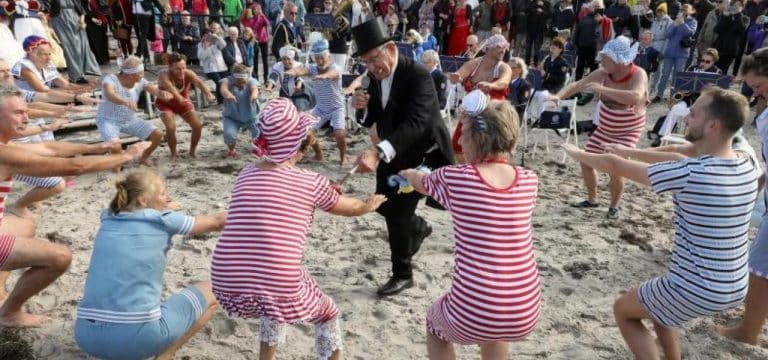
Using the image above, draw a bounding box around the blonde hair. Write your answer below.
[465,100,520,157]
[109,169,163,214]
[122,55,143,70]
[231,63,250,75]
[509,57,528,79]
[405,29,423,44]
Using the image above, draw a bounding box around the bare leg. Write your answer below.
[717,274,768,345]
[155,281,218,360]
[312,132,323,161]
[334,129,347,165]
[141,129,164,166]
[161,112,178,161]
[427,330,455,360]
[259,343,278,360]
[181,111,203,159]
[0,215,35,302]
[0,237,72,327]
[479,342,510,360]
[653,321,681,360]
[580,163,598,202]
[608,175,625,208]
[613,288,665,360]
[12,181,67,219]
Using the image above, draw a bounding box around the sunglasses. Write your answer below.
[700,59,712,64]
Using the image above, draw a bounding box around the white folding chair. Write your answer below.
[523,95,579,163]
[659,101,690,146]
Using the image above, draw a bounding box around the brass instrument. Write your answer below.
[672,91,688,101]
[331,0,354,36]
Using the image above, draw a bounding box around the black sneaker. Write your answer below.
[651,96,662,103]
[572,200,599,208]
[607,207,620,219]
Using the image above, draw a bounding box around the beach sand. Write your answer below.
[3,85,768,359]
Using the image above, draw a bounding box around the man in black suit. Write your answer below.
[270,2,304,60]
[351,18,455,297]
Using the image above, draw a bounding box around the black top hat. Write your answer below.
[351,17,393,57]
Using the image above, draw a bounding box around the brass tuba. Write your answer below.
[332,0,354,35]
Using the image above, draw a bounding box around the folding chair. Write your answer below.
[659,102,690,146]
[523,98,579,163]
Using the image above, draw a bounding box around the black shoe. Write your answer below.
[376,276,414,297]
[410,222,433,255]
[75,78,90,84]
[651,96,662,103]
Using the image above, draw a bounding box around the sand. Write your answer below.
[3,73,768,359]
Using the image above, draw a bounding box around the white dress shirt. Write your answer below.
[376,56,399,163]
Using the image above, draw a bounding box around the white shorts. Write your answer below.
[312,108,346,131]
[97,117,158,142]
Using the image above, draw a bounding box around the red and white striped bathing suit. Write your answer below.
[585,101,646,154]
[211,164,341,324]
[0,177,16,268]
[422,164,541,344]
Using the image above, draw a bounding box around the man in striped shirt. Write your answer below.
[564,86,758,360]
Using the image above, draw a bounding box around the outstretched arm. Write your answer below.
[190,212,227,235]
[604,143,689,164]
[552,68,605,100]
[0,142,148,178]
[563,144,651,186]
[327,194,387,216]
[187,70,216,101]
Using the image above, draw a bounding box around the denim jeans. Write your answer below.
[656,57,687,99]
[223,116,259,146]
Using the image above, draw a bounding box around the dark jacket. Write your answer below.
[693,0,715,31]
[606,3,631,35]
[362,55,455,179]
[552,3,575,31]
[431,68,448,109]
[270,18,304,58]
[526,0,551,34]
[223,37,250,68]
[634,45,661,73]
[573,15,598,49]
[713,12,749,57]
[542,54,569,92]
[175,24,201,61]
[508,77,532,117]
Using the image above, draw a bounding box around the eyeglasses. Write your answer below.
[288,11,298,15]
[701,59,712,64]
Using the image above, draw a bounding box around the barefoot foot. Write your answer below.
[715,325,760,345]
[0,311,51,327]
[7,205,34,220]
[139,159,155,167]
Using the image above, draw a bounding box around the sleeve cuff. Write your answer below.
[377,140,396,163]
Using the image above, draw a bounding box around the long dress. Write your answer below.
[447,4,470,56]
[0,20,24,65]
[84,0,110,65]
[11,0,48,43]
[50,0,101,80]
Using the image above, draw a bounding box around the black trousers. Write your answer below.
[253,42,269,83]
[133,14,155,60]
[375,170,425,280]
[576,47,597,81]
